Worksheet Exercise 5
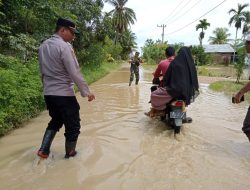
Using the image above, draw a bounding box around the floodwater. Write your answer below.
[1,64,250,190]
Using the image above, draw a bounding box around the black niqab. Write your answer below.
[163,47,199,106]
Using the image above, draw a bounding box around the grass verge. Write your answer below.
[209,80,250,103]
[82,61,123,84]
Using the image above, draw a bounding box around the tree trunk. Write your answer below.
[233,28,238,63]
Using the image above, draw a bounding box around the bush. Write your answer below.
[0,54,44,136]
[77,43,105,68]
[142,41,167,64]
[103,36,122,60]
[191,45,210,65]
[234,47,246,83]
[8,34,38,62]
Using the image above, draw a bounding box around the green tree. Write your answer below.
[243,11,250,35]
[95,12,116,42]
[142,40,168,64]
[119,29,137,59]
[105,0,136,43]
[103,36,122,60]
[234,47,246,83]
[228,3,249,62]
[0,0,11,46]
[196,19,210,46]
[208,27,231,44]
[190,45,209,66]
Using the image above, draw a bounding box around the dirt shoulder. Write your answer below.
[198,76,235,84]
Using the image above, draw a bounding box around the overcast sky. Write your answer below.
[103,0,250,51]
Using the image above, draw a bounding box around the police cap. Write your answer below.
[56,18,80,34]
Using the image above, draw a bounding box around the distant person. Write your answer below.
[233,33,250,142]
[151,46,176,90]
[37,18,95,159]
[129,51,143,86]
[145,47,199,117]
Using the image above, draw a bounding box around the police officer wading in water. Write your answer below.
[37,18,95,159]
[129,51,142,86]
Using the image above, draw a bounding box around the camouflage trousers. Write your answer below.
[129,65,139,86]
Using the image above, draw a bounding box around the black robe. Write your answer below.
[163,47,199,106]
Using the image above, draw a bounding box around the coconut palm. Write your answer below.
[196,19,210,46]
[105,0,136,43]
[208,27,231,44]
[228,3,249,62]
[119,29,137,58]
[229,3,249,37]
[243,11,250,35]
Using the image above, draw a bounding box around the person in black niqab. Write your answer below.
[145,46,199,117]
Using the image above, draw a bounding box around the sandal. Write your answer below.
[144,108,165,118]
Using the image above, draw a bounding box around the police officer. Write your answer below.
[37,18,95,159]
[129,51,142,86]
[233,33,250,142]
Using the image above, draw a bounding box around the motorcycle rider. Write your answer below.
[152,46,176,89]
[149,46,175,102]
[145,46,199,117]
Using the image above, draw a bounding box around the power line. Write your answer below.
[165,0,227,35]
[167,0,203,25]
[159,0,185,23]
[165,0,195,24]
[146,0,186,41]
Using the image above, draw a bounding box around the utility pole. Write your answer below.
[157,24,167,43]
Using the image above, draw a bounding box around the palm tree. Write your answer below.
[119,29,137,58]
[208,27,231,44]
[228,3,249,62]
[243,11,250,35]
[196,19,210,46]
[105,0,136,43]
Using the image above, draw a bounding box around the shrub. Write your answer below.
[0,54,44,136]
[191,45,210,65]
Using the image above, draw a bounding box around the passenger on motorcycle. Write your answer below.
[145,46,199,118]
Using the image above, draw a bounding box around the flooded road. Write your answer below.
[1,64,250,190]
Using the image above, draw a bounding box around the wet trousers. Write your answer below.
[242,106,250,134]
[151,87,173,110]
[44,95,81,142]
[129,65,139,85]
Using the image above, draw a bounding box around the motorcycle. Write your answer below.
[160,99,192,134]
[150,80,192,134]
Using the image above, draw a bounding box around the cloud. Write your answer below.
[104,0,250,49]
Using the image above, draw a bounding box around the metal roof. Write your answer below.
[203,44,235,53]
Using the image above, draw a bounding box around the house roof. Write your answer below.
[203,44,235,53]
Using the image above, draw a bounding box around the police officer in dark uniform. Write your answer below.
[37,18,95,159]
[129,51,142,86]
[233,34,250,142]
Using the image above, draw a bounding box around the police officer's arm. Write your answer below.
[38,52,45,88]
[234,82,250,103]
[61,45,95,101]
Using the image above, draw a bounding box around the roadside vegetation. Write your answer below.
[0,0,137,136]
[209,81,250,103]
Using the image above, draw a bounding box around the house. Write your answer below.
[203,44,235,65]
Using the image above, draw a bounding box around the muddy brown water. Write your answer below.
[1,64,250,190]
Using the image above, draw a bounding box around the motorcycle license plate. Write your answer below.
[170,111,185,119]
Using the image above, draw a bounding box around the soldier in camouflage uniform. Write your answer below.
[129,52,142,86]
